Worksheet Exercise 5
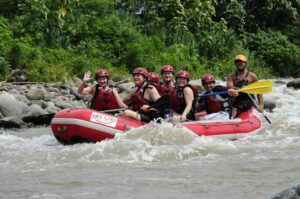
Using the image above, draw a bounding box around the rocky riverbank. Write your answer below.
[0,76,133,128]
[1,76,297,129]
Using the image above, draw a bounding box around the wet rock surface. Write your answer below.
[270,185,300,199]
[0,77,133,128]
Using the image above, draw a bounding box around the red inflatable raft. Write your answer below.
[51,108,261,144]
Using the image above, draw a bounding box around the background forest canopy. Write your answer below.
[0,0,300,82]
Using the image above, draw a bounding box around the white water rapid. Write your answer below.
[0,79,299,199]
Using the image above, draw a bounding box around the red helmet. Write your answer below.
[95,69,109,80]
[133,67,148,79]
[148,72,160,85]
[176,70,190,81]
[234,54,247,62]
[201,74,215,85]
[161,65,174,74]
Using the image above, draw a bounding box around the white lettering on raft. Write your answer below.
[90,112,118,128]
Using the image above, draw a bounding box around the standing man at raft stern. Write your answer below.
[122,67,162,122]
[227,54,264,118]
[77,69,128,111]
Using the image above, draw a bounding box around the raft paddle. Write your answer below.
[248,94,272,124]
[101,108,127,113]
[198,80,272,97]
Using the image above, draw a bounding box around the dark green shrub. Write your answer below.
[245,30,300,77]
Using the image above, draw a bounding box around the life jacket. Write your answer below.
[233,71,254,113]
[199,85,231,114]
[151,82,163,96]
[234,71,249,88]
[130,82,153,111]
[90,85,119,111]
[234,71,254,100]
[170,84,197,120]
[160,83,176,97]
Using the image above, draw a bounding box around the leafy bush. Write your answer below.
[244,30,300,77]
[0,57,10,80]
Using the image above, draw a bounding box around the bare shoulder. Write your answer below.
[248,71,258,82]
[183,86,193,93]
[227,72,235,78]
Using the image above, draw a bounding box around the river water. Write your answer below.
[1,79,299,199]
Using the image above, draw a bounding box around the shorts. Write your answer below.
[139,111,159,122]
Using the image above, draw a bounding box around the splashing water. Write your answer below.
[1,79,300,199]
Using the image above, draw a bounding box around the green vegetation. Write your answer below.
[1,0,300,82]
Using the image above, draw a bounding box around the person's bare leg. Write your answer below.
[122,110,141,121]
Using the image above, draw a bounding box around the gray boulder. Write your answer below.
[27,104,48,117]
[0,116,25,128]
[45,102,61,114]
[264,99,276,112]
[26,87,46,100]
[14,94,31,105]
[7,69,28,82]
[31,100,48,109]
[0,92,29,118]
[287,79,300,89]
[270,185,300,199]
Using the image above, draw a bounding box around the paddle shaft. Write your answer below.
[198,91,228,98]
[248,94,271,124]
[198,80,272,98]
[101,108,127,113]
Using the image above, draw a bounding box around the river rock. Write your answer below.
[0,116,25,128]
[274,80,286,85]
[31,100,48,109]
[28,104,48,117]
[270,185,300,199]
[116,83,135,93]
[26,87,46,100]
[45,102,61,114]
[8,88,20,95]
[14,94,31,105]
[47,87,59,93]
[22,113,55,125]
[264,99,276,112]
[287,79,300,89]
[7,69,28,82]
[44,92,59,101]
[0,92,29,118]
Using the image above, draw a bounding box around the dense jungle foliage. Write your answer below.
[0,0,300,82]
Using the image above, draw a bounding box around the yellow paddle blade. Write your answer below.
[234,80,272,94]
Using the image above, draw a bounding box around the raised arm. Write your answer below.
[78,71,94,95]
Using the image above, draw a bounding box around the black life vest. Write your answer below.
[170,84,197,120]
[130,83,157,111]
[233,71,254,112]
[199,85,231,114]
